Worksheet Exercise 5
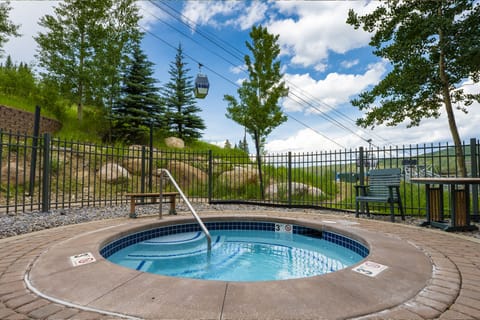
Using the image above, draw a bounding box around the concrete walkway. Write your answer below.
[0,208,479,319]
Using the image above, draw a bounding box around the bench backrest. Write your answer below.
[367,168,402,200]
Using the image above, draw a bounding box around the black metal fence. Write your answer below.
[1,130,479,220]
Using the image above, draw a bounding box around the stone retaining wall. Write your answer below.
[0,104,62,134]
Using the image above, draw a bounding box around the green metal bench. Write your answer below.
[355,168,405,222]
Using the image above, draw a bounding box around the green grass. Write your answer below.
[0,94,244,154]
[0,94,57,119]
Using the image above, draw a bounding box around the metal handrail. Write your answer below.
[159,169,211,251]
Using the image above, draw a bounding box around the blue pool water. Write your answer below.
[104,221,367,282]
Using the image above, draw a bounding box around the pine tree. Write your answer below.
[162,44,206,141]
[238,136,249,154]
[111,44,164,144]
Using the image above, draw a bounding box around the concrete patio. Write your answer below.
[0,208,479,319]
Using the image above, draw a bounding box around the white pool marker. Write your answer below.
[275,223,293,233]
[352,261,388,277]
[70,252,96,267]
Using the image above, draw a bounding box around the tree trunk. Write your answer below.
[253,130,265,200]
[441,80,466,177]
[438,16,467,177]
[77,101,83,121]
[77,77,83,121]
[77,32,85,121]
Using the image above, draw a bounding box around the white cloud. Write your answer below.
[229,65,245,75]
[341,59,360,69]
[268,1,378,69]
[266,82,480,154]
[4,1,163,65]
[137,2,169,31]
[283,61,387,113]
[266,127,353,153]
[181,1,242,30]
[3,1,57,65]
[235,77,247,86]
[313,63,328,73]
[227,1,268,30]
[182,1,267,31]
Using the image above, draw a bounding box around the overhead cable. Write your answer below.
[140,1,388,147]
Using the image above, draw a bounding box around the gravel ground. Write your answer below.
[1,202,479,240]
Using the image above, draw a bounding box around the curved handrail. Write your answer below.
[160,169,211,251]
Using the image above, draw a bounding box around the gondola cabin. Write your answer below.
[194,73,209,99]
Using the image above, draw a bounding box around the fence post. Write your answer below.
[41,133,51,212]
[148,123,153,192]
[141,146,146,194]
[208,150,213,203]
[358,147,365,214]
[358,147,365,185]
[470,138,479,222]
[288,152,292,207]
[29,105,41,196]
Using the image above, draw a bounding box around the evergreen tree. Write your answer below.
[162,44,206,141]
[238,136,249,154]
[111,44,164,144]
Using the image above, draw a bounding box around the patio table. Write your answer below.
[410,177,479,231]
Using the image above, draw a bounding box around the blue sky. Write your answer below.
[4,1,479,153]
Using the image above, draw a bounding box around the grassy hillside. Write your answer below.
[0,94,245,156]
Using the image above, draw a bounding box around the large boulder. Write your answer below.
[1,161,29,185]
[265,182,324,198]
[97,163,129,183]
[122,158,149,175]
[162,161,207,189]
[126,144,144,158]
[127,144,159,157]
[219,165,258,186]
[123,145,161,174]
[165,137,185,149]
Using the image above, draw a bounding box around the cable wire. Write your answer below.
[139,1,388,148]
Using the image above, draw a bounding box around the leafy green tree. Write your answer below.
[347,0,480,176]
[35,0,141,121]
[224,25,288,198]
[0,1,19,57]
[162,44,206,141]
[111,44,164,144]
[98,0,142,111]
[0,56,64,116]
[0,56,36,99]
[36,77,66,120]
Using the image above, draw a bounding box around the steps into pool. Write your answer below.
[125,232,222,260]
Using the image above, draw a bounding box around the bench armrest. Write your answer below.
[354,185,368,196]
[354,185,368,189]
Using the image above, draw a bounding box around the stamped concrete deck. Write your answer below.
[0,208,479,319]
